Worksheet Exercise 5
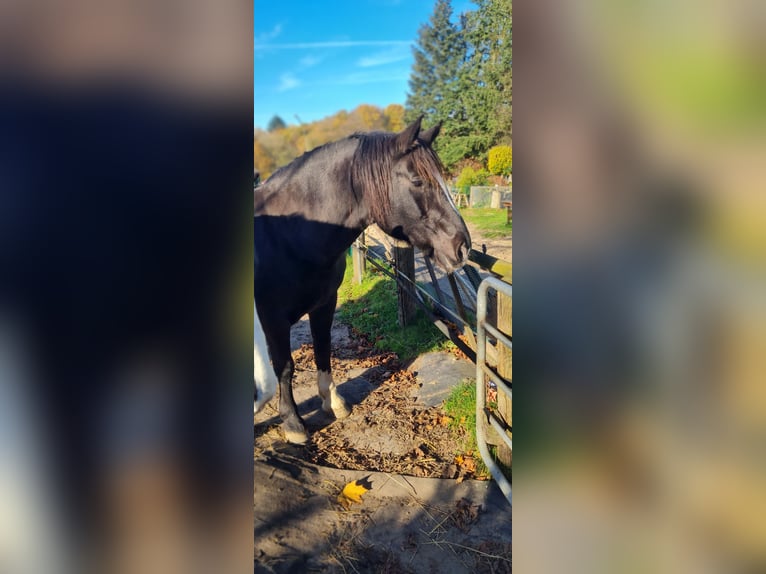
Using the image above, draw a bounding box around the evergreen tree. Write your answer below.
[462,0,512,146]
[405,0,512,170]
[266,115,287,132]
[405,0,466,128]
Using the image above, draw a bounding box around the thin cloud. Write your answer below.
[357,45,411,68]
[277,73,301,92]
[255,24,283,44]
[332,69,411,85]
[299,55,323,69]
[255,40,410,51]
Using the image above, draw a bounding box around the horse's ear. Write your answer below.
[418,122,441,146]
[397,116,423,152]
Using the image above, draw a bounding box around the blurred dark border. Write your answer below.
[0,3,253,573]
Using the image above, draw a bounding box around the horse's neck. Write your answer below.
[255,141,369,265]
[258,142,368,224]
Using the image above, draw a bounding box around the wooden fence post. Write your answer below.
[352,231,366,285]
[393,242,416,327]
[480,285,511,468]
[494,289,512,468]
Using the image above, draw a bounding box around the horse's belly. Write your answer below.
[255,258,345,326]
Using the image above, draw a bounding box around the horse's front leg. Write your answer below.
[309,299,351,419]
[261,317,308,444]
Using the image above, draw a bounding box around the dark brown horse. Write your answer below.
[254,117,470,443]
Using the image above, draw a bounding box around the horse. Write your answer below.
[253,116,471,444]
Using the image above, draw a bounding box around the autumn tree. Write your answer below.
[356,104,384,130]
[254,105,394,178]
[384,104,405,132]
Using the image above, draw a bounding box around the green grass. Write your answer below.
[337,256,454,361]
[460,207,512,238]
[443,381,490,477]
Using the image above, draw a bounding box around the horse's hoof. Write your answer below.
[283,426,309,445]
[323,398,351,419]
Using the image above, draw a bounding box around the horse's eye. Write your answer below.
[412,179,423,188]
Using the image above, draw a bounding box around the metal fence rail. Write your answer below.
[476,276,512,505]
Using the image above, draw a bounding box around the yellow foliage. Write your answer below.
[254,105,398,178]
[384,104,406,132]
[253,138,276,180]
[337,476,373,509]
[357,104,384,130]
[488,145,512,176]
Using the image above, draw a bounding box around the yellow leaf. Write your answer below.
[337,476,373,507]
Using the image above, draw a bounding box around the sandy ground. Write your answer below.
[254,319,512,573]
[466,222,512,264]
[254,453,511,573]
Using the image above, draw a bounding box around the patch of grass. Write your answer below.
[460,207,511,238]
[337,256,453,361]
[443,381,490,478]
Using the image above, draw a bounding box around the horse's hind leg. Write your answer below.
[253,303,277,414]
[309,299,351,419]
[261,317,308,444]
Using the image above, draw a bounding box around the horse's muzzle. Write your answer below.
[454,236,469,266]
[453,230,471,266]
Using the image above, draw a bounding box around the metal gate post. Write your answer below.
[476,277,512,505]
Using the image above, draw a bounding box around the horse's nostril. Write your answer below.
[456,240,467,262]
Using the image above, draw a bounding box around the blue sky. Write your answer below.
[254,0,474,130]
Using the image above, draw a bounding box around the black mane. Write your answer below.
[350,130,447,225]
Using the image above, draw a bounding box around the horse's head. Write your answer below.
[357,117,471,272]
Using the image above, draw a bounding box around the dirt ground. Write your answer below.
[463,221,512,264]
[470,193,513,263]
[254,453,511,574]
[254,320,512,573]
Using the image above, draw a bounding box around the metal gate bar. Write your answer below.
[476,276,512,505]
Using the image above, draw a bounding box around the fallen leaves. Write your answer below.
[451,498,482,532]
[454,453,478,473]
[337,475,373,509]
[453,453,479,482]
[283,339,491,482]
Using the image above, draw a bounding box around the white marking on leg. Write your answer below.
[317,370,351,419]
[254,305,276,414]
[283,426,309,445]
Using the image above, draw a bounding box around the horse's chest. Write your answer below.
[256,258,344,322]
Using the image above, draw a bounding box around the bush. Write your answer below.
[455,166,490,193]
[488,145,512,176]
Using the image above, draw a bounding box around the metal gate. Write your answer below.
[476,276,512,504]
